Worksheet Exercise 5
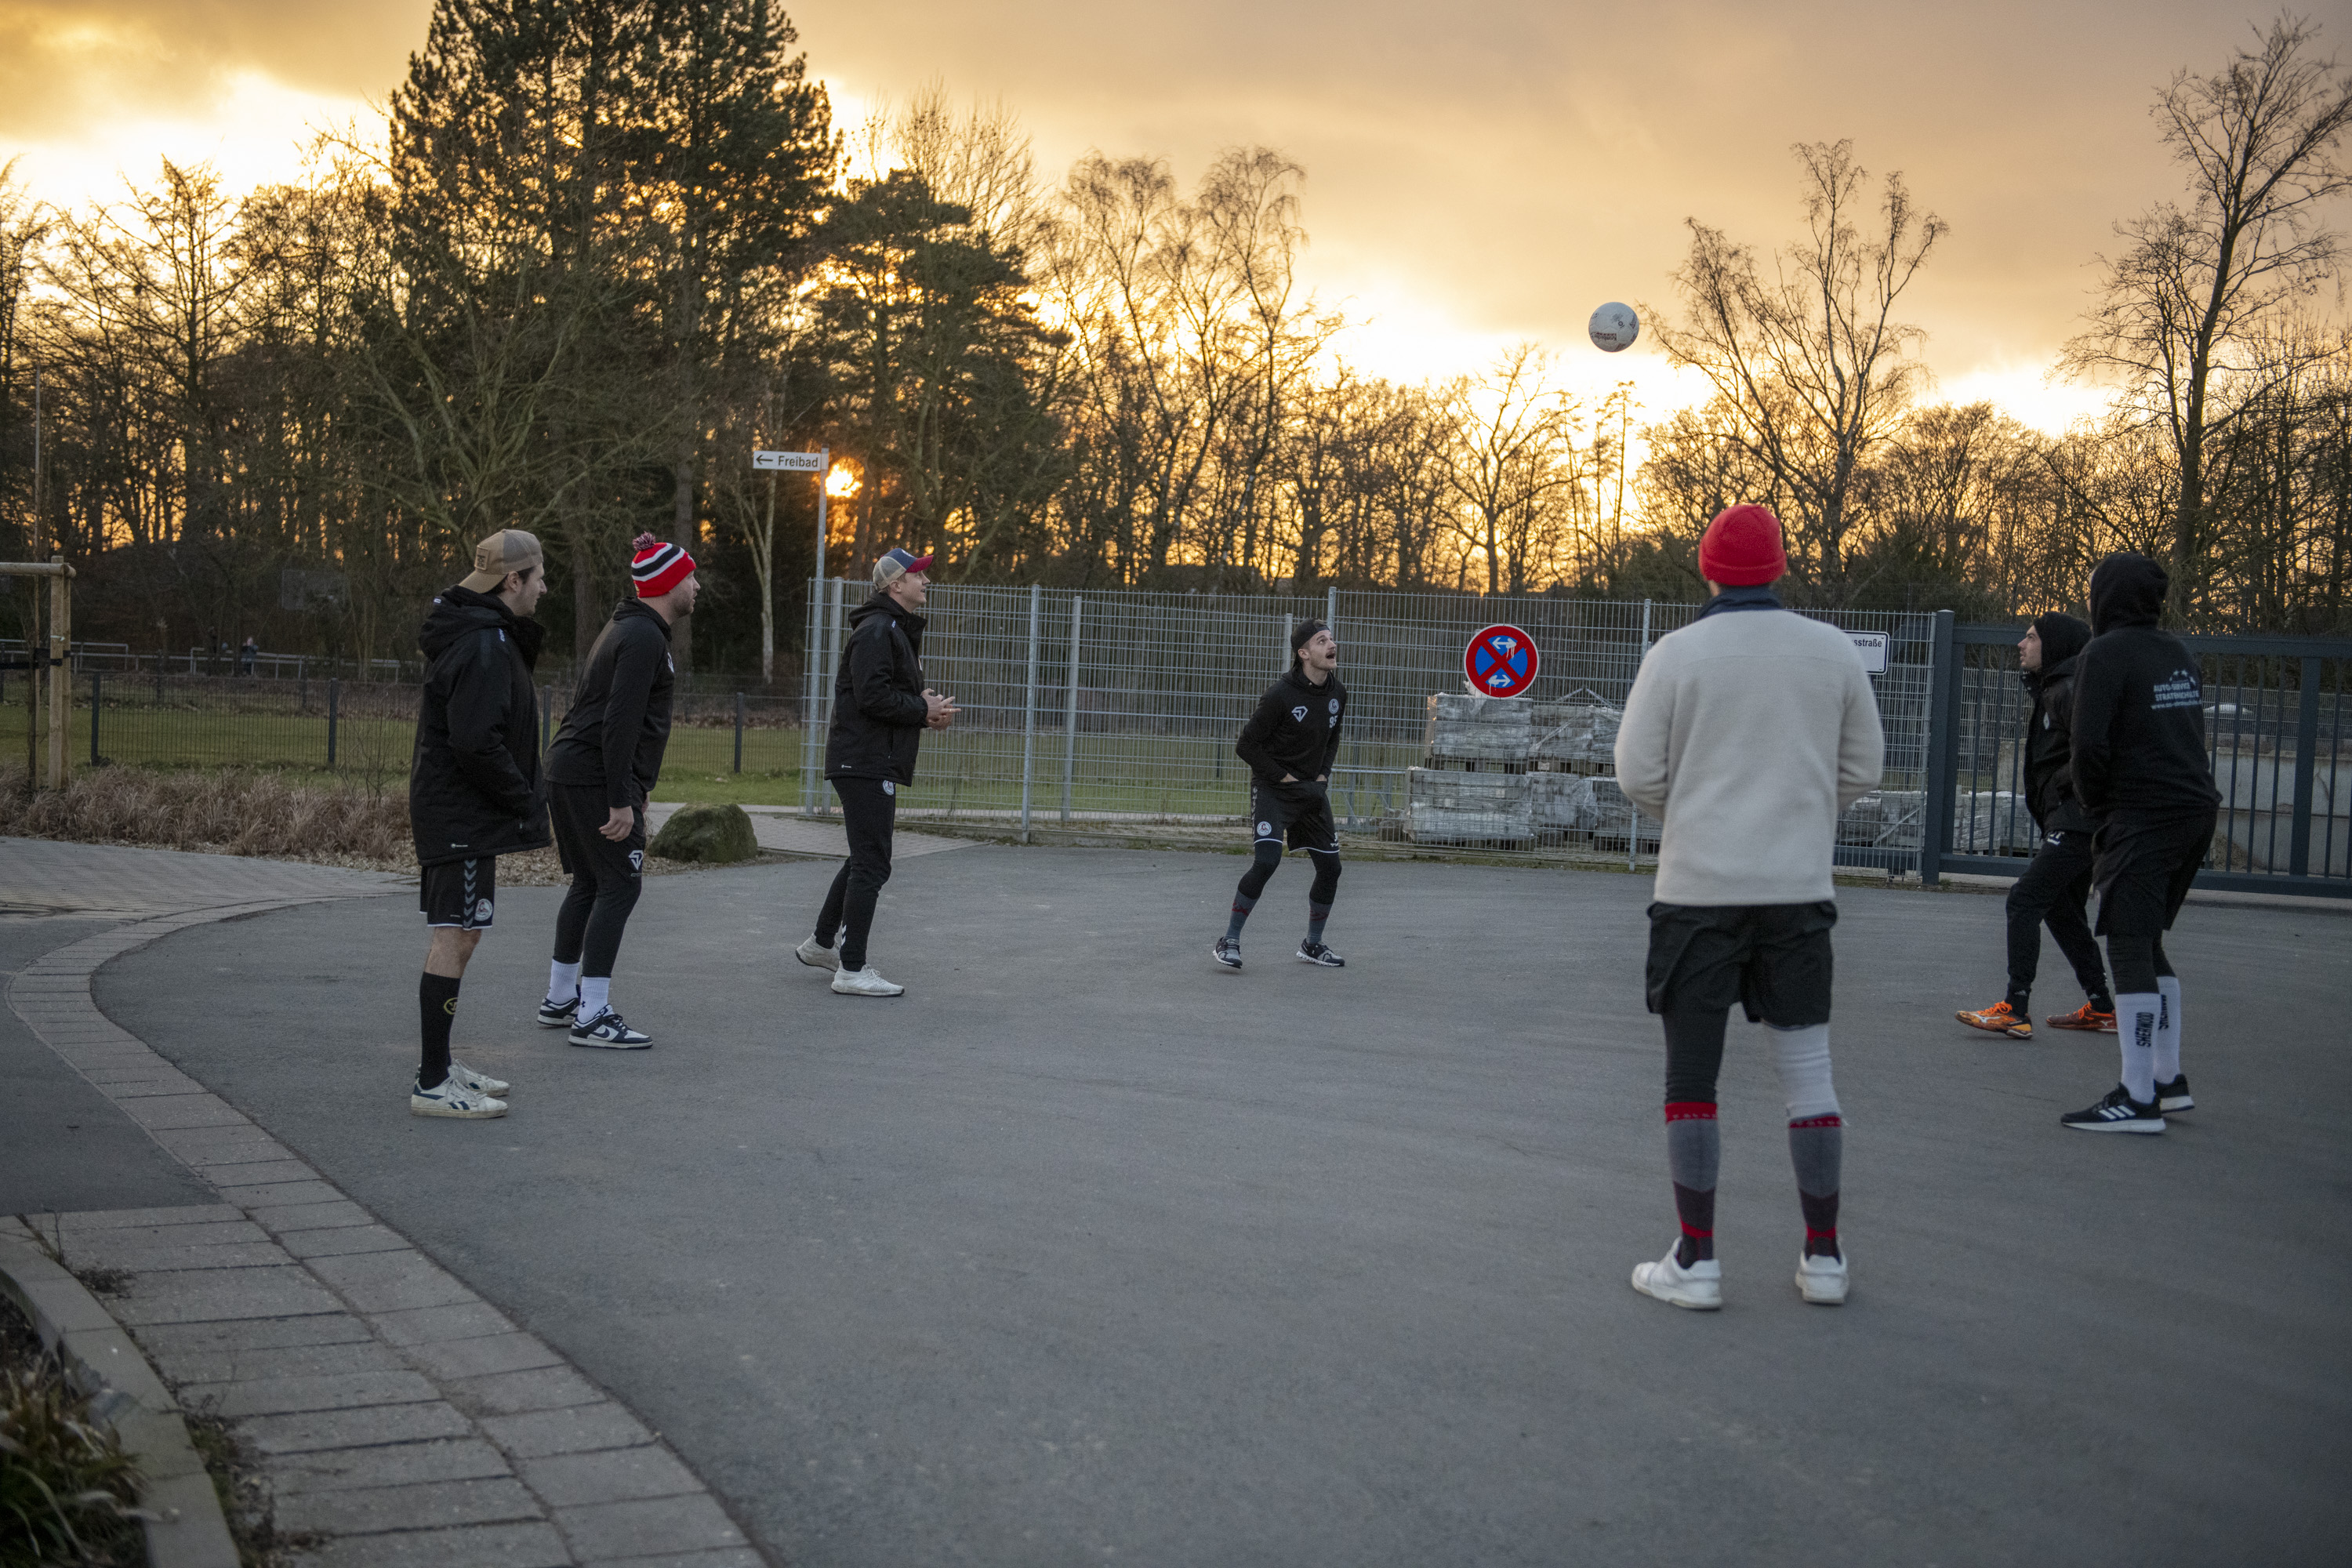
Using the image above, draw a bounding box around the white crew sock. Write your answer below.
[2154,976,2182,1085]
[2115,993,2160,1103]
[579,975,612,1023]
[547,959,581,1006]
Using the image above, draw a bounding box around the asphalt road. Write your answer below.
[96,848,2352,1566]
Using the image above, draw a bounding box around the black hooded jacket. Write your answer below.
[2070,554,2220,818]
[2021,612,2096,833]
[546,598,677,809]
[1236,665,1348,785]
[409,585,551,866]
[825,594,931,784]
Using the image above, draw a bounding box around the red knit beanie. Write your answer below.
[630,532,695,598]
[1698,504,1786,586]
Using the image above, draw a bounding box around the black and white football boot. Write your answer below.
[2060,1083,2164,1134]
[568,1009,652,1050]
[536,992,580,1029]
[1295,942,1345,967]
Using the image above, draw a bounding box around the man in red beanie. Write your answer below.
[1613,503,1884,1309]
[538,532,698,1047]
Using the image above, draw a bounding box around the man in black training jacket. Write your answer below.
[1955,612,2116,1040]
[408,528,552,1120]
[1214,619,1348,970]
[537,533,695,1048]
[796,548,957,997]
[2060,552,2220,1134]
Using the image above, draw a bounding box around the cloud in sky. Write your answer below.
[0,0,2332,429]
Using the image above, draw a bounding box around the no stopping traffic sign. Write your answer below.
[1465,624,1539,698]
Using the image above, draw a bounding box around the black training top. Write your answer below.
[2021,612,2096,834]
[2070,556,2220,818]
[825,595,931,785]
[546,597,677,810]
[1236,666,1348,784]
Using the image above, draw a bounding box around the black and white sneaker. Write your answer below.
[1211,937,1243,970]
[2154,1074,2194,1113]
[1295,942,1345,967]
[536,993,580,1029]
[411,1076,507,1119]
[568,1009,652,1050]
[2060,1083,2164,1134]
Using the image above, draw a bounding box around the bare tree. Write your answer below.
[1646,140,1944,603]
[1436,344,1587,594]
[2063,14,2352,621]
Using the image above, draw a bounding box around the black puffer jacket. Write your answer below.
[825,595,930,784]
[409,586,550,866]
[2071,554,2221,817]
[2021,612,2096,833]
[546,598,677,810]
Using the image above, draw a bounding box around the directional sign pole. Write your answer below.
[814,446,830,586]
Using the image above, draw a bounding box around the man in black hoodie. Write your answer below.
[795,548,957,997]
[2060,553,2220,1134]
[1214,619,1348,970]
[408,529,553,1120]
[538,533,695,1048]
[1955,612,2116,1040]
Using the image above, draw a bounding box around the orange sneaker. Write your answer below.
[1955,1000,2032,1038]
[2045,1003,2117,1033]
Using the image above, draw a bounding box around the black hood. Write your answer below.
[2033,612,2092,671]
[420,584,545,668]
[848,593,925,642]
[2088,553,2166,635]
[609,595,675,641]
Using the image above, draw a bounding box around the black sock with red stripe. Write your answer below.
[1666,1102,1719,1267]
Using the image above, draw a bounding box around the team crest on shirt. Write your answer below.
[1328,698,1339,713]
[1291,706,1308,721]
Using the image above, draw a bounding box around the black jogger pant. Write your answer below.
[550,782,644,978]
[816,775,896,971]
[2004,827,2107,1005]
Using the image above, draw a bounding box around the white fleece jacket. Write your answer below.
[1613,608,1885,906]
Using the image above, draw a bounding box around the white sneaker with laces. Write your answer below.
[1631,1243,1722,1310]
[832,965,904,997]
[451,1061,510,1098]
[794,936,840,972]
[411,1076,507,1119]
[569,1009,652,1048]
[1795,1250,1849,1305]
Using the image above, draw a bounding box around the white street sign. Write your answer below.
[1845,630,1889,675]
[753,450,825,472]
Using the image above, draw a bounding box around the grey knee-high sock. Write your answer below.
[1667,1105,1719,1266]
[1788,1119,1842,1259]
[1225,892,1258,942]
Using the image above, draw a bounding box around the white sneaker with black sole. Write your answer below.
[794,936,840,972]
[1296,942,1345,967]
[1795,1251,1849,1305]
[1212,937,1243,969]
[2060,1083,2164,1133]
[536,993,579,1029]
[569,1009,653,1049]
[832,965,904,997]
[411,1076,507,1119]
[450,1062,510,1098]
[1630,1243,1722,1309]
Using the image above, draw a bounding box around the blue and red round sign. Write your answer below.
[1466,624,1539,698]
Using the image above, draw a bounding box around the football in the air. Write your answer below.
[1588,303,1639,353]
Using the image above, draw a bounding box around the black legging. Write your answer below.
[2005,833,2107,1003]
[1236,843,1341,904]
[2104,931,2175,996]
[816,775,895,970]
[550,786,643,978]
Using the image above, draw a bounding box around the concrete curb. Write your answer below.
[0,1230,240,1568]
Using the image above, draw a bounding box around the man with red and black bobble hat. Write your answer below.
[1613,504,1884,1310]
[538,533,697,1048]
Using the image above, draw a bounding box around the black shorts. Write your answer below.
[2094,808,2216,937]
[419,858,498,929]
[1645,901,1837,1025]
[550,782,646,887]
[1250,778,1338,854]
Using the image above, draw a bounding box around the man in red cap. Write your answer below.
[1613,503,1885,1309]
[538,532,698,1047]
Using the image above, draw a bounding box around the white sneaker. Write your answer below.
[794,936,840,972]
[451,1061,510,1098]
[831,965,904,997]
[1630,1243,1722,1310]
[1795,1251,1849,1305]
[411,1076,507,1119]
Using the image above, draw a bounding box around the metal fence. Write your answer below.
[1925,620,2350,898]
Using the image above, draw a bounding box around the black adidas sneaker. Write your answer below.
[2154,1074,2194,1113]
[2060,1083,2164,1134]
[537,993,580,1029]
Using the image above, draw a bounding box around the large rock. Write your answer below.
[648,802,760,864]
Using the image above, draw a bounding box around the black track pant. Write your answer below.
[2004,829,2107,1006]
[550,783,643,978]
[816,775,895,971]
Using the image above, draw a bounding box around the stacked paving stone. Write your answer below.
[1408,692,1646,848]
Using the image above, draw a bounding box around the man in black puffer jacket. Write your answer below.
[408,529,553,1120]
[2060,553,2220,1135]
[1955,612,2115,1040]
[795,548,957,998]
